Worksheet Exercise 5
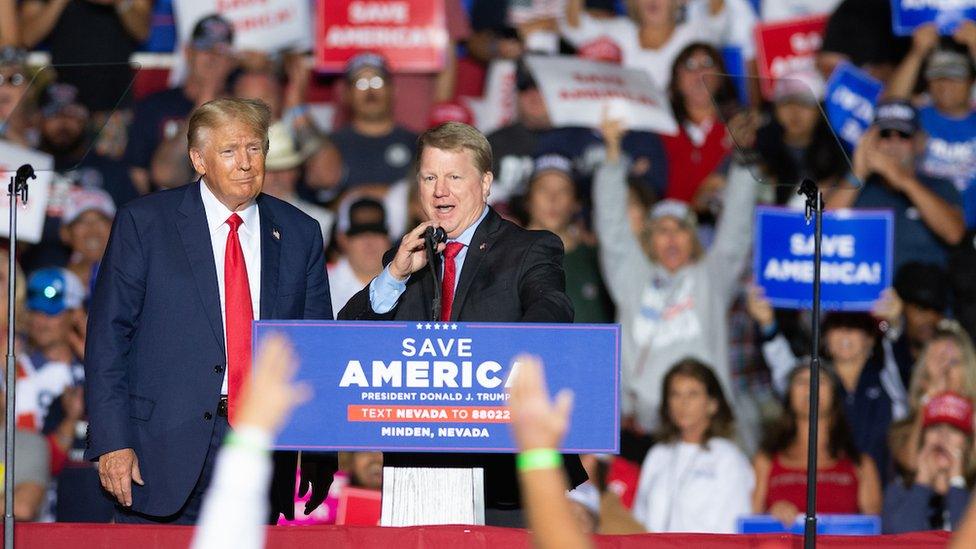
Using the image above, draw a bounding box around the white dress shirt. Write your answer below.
[200,181,262,394]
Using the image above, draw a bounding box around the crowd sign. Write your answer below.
[0,142,53,244]
[754,207,894,311]
[315,0,447,73]
[825,63,884,151]
[256,320,620,453]
[754,15,829,99]
[174,0,312,53]
[891,0,976,35]
[524,55,678,135]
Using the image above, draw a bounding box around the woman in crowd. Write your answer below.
[752,365,882,525]
[561,0,707,89]
[883,392,975,533]
[631,359,753,533]
[754,71,850,206]
[523,154,614,324]
[747,288,907,480]
[890,319,976,475]
[661,43,739,219]
[593,111,761,447]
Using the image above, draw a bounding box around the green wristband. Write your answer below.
[224,432,268,454]
[516,448,563,471]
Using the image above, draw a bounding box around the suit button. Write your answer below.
[214,364,224,373]
[204,412,213,420]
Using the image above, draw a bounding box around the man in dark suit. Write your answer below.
[339,121,586,526]
[85,97,334,523]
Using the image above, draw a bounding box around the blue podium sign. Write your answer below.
[754,207,894,311]
[891,0,976,36]
[254,321,620,454]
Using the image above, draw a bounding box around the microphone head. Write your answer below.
[425,226,447,244]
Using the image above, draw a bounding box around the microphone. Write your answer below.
[423,226,447,321]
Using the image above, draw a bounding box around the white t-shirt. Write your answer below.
[685,0,758,60]
[328,257,369,314]
[632,437,754,533]
[559,13,711,89]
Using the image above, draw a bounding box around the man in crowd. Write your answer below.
[887,262,951,389]
[486,61,552,212]
[86,97,334,524]
[125,14,236,194]
[829,99,965,269]
[39,82,139,207]
[339,122,586,526]
[332,54,417,192]
[887,23,976,229]
[328,197,391,313]
[262,121,333,244]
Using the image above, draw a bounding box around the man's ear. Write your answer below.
[189,148,207,176]
[482,171,493,200]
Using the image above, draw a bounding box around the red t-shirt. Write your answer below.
[765,453,860,514]
[661,118,732,203]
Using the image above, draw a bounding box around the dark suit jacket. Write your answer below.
[339,208,587,509]
[84,181,333,517]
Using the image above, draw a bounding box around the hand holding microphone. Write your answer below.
[388,222,446,281]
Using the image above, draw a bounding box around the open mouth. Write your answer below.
[434,205,455,215]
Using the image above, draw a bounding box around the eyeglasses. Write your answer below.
[879,128,912,140]
[354,76,385,91]
[0,73,25,87]
[683,57,716,72]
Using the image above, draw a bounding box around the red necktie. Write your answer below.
[225,213,253,424]
[440,242,464,321]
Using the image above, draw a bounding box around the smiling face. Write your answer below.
[666,374,716,439]
[189,119,266,211]
[417,147,492,238]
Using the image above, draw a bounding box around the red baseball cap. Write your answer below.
[923,392,975,435]
[428,101,474,128]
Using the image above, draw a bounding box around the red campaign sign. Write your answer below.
[316,0,447,73]
[754,15,828,99]
[336,487,382,525]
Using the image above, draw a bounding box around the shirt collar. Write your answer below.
[450,206,489,248]
[200,179,259,236]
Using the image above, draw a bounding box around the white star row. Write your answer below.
[415,323,460,330]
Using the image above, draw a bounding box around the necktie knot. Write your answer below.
[226,213,244,233]
[444,241,464,260]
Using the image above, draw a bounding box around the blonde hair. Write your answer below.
[186,97,272,154]
[415,122,492,175]
[907,319,976,408]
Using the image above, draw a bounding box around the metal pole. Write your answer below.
[802,186,824,549]
[5,165,31,549]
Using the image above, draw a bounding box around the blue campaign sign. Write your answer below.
[891,0,976,36]
[754,207,895,311]
[254,321,620,454]
[825,62,883,151]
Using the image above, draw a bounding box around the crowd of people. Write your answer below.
[1,0,976,537]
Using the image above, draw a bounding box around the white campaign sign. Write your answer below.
[173,0,312,53]
[0,141,53,244]
[524,55,678,135]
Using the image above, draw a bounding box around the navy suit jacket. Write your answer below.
[84,181,332,517]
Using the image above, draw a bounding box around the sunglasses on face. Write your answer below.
[0,73,25,87]
[879,129,912,140]
[354,76,385,91]
[683,57,716,72]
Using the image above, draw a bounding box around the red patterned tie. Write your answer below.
[440,242,464,321]
[225,213,253,424]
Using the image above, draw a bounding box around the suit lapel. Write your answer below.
[257,195,281,320]
[450,209,501,321]
[176,181,225,356]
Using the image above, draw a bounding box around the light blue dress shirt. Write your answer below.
[369,207,490,314]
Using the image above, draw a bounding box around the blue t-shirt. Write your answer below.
[854,173,962,269]
[917,105,976,228]
[331,125,417,190]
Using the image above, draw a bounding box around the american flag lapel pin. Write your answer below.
[479,242,487,251]
[272,228,281,240]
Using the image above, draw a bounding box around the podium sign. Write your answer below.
[254,321,620,454]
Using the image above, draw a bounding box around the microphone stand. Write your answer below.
[797,178,823,549]
[5,164,34,549]
[425,234,441,321]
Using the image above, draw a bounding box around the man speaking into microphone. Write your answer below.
[339,122,586,526]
